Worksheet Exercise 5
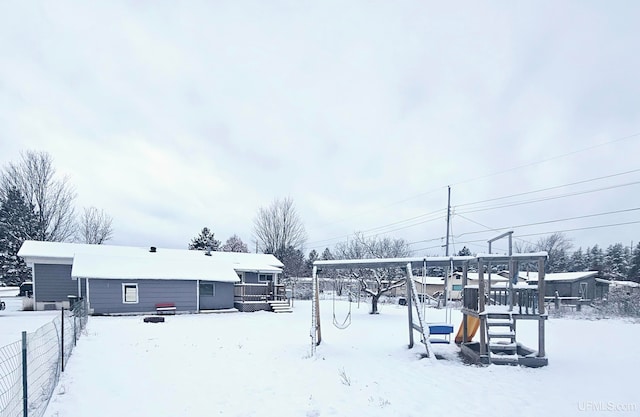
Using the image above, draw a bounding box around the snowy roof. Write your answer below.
[413,276,445,286]
[609,280,640,288]
[526,271,598,282]
[465,272,509,282]
[72,253,241,282]
[18,240,283,276]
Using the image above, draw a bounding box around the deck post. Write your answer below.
[537,258,546,358]
[462,261,469,342]
[407,268,414,349]
[311,265,321,351]
[478,259,487,358]
[508,258,515,312]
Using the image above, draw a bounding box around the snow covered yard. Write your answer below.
[0,288,60,347]
[42,301,638,417]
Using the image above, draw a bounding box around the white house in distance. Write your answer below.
[17,241,284,314]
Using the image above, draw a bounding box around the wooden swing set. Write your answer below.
[310,251,550,367]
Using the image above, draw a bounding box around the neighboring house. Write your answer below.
[526,271,599,300]
[451,272,511,299]
[17,241,283,314]
[412,276,446,299]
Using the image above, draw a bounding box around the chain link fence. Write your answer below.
[0,300,89,417]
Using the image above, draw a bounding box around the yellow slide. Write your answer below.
[455,316,480,344]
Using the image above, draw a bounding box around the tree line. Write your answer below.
[0,150,114,285]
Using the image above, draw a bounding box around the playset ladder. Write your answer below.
[406,264,433,358]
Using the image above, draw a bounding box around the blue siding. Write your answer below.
[242,272,274,284]
[88,279,197,314]
[199,281,234,310]
[243,272,259,283]
[34,264,79,302]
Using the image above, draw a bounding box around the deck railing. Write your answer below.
[234,283,286,302]
[464,285,539,315]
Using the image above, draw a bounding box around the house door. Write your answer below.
[580,282,588,300]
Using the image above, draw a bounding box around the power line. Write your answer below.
[454,207,640,239]
[306,133,640,251]
[409,220,640,254]
[456,168,640,208]
[456,181,640,215]
[450,131,640,187]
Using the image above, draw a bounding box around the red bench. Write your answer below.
[155,302,176,314]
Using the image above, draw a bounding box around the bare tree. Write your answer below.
[77,206,114,244]
[253,197,307,254]
[333,232,411,314]
[535,232,573,272]
[221,234,249,252]
[0,150,76,241]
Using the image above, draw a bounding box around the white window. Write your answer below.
[258,274,273,282]
[122,283,139,303]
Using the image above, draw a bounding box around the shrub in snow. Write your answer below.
[594,286,640,318]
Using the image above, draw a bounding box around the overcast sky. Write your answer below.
[1,1,639,256]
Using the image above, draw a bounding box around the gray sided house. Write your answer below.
[527,271,599,300]
[17,241,284,314]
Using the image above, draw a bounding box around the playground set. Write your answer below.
[310,248,549,367]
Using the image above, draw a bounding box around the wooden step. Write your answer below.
[488,329,516,339]
[489,342,517,354]
[268,301,292,313]
[486,313,512,319]
[487,319,513,327]
[491,354,519,366]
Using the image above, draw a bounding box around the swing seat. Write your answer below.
[428,324,454,344]
[428,324,454,335]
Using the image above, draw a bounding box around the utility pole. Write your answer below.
[445,186,451,256]
[443,186,452,307]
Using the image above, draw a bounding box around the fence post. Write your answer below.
[73,310,77,347]
[22,331,28,417]
[61,308,65,372]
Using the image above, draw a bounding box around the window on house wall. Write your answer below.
[258,274,273,282]
[122,283,138,303]
[200,282,215,296]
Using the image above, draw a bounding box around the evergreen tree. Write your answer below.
[568,247,588,272]
[0,188,38,284]
[457,246,472,256]
[305,249,319,276]
[188,227,221,251]
[605,243,630,279]
[588,245,605,275]
[321,247,333,260]
[221,234,249,253]
[275,245,306,280]
[628,243,640,282]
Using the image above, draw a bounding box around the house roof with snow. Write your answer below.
[464,272,509,282]
[526,271,598,282]
[413,276,445,286]
[18,240,283,281]
[607,279,640,288]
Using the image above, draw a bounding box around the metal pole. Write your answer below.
[61,308,65,372]
[22,331,27,417]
